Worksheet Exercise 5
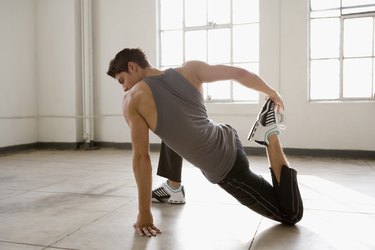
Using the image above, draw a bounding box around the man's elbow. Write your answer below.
[237,67,253,77]
[234,68,259,84]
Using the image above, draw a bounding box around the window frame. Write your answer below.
[157,0,260,103]
[309,2,375,102]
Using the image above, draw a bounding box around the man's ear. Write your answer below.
[128,62,138,73]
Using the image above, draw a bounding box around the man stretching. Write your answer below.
[107,48,303,237]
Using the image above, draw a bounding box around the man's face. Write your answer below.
[115,63,140,92]
[115,62,143,92]
[115,72,133,92]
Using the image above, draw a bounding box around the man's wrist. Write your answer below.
[267,89,278,98]
[138,208,152,215]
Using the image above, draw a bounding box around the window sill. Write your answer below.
[309,98,375,104]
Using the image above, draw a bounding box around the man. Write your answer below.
[107,48,303,237]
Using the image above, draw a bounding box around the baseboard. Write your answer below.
[93,141,161,151]
[0,142,81,155]
[244,146,375,159]
[1,142,374,160]
[283,147,375,159]
[0,143,38,155]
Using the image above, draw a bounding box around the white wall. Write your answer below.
[0,0,83,148]
[36,0,82,143]
[0,0,38,148]
[92,0,158,143]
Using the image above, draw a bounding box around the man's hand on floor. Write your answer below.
[133,212,162,237]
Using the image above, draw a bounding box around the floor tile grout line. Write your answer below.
[3,187,137,199]
[30,189,136,199]
[0,189,136,249]
[307,208,375,215]
[248,216,263,250]
[45,197,136,249]
[0,190,30,201]
[42,247,79,250]
[0,239,78,250]
[19,178,75,194]
[0,239,45,248]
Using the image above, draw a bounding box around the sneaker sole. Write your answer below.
[247,100,273,141]
[152,197,167,203]
[168,200,186,204]
[247,121,259,141]
[152,198,186,204]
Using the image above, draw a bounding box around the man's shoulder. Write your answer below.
[123,82,151,107]
[181,60,207,70]
[122,88,144,124]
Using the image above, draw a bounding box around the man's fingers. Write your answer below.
[276,103,284,112]
[134,225,161,237]
[135,226,145,237]
[151,225,162,234]
[142,227,152,237]
[148,225,162,236]
[145,226,162,237]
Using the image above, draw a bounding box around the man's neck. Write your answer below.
[144,67,163,78]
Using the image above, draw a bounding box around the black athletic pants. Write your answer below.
[157,141,183,182]
[157,136,303,225]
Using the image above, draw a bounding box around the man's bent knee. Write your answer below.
[281,207,303,225]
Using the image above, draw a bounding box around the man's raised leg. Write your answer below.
[266,135,303,224]
[247,99,303,224]
[266,134,289,184]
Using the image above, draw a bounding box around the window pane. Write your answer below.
[160,0,183,30]
[233,82,258,101]
[233,0,258,24]
[161,31,183,66]
[342,0,375,14]
[233,24,259,62]
[208,0,230,25]
[343,58,373,98]
[310,10,340,18]
[233,63,259,101]
[310,18,340,59]
[208,29,230,63]
[344,17,373,57]
[158,0,260,102]
[310,0,340,11]
[207,80,231,100]
[310,59,340,100]
[203,83,208,99]
[185,30,207,61]
[185,0,206,27]
[342,0,375,6]
[342,6,375,14]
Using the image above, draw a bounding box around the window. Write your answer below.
[158,0,259,102]
[310,0,375,101]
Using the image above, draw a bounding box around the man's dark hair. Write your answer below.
[107,48,151,78]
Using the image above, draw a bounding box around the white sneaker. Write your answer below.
[152,181,186,204]
[247,99,284,146]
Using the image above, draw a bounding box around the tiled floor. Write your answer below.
[0,149,374,250]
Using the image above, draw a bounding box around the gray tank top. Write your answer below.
[144,68,237,183]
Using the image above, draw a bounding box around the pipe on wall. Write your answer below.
[80,0,95,149]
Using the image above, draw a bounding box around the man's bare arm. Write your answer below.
[122,92,161,237]
[184,61,284,111]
